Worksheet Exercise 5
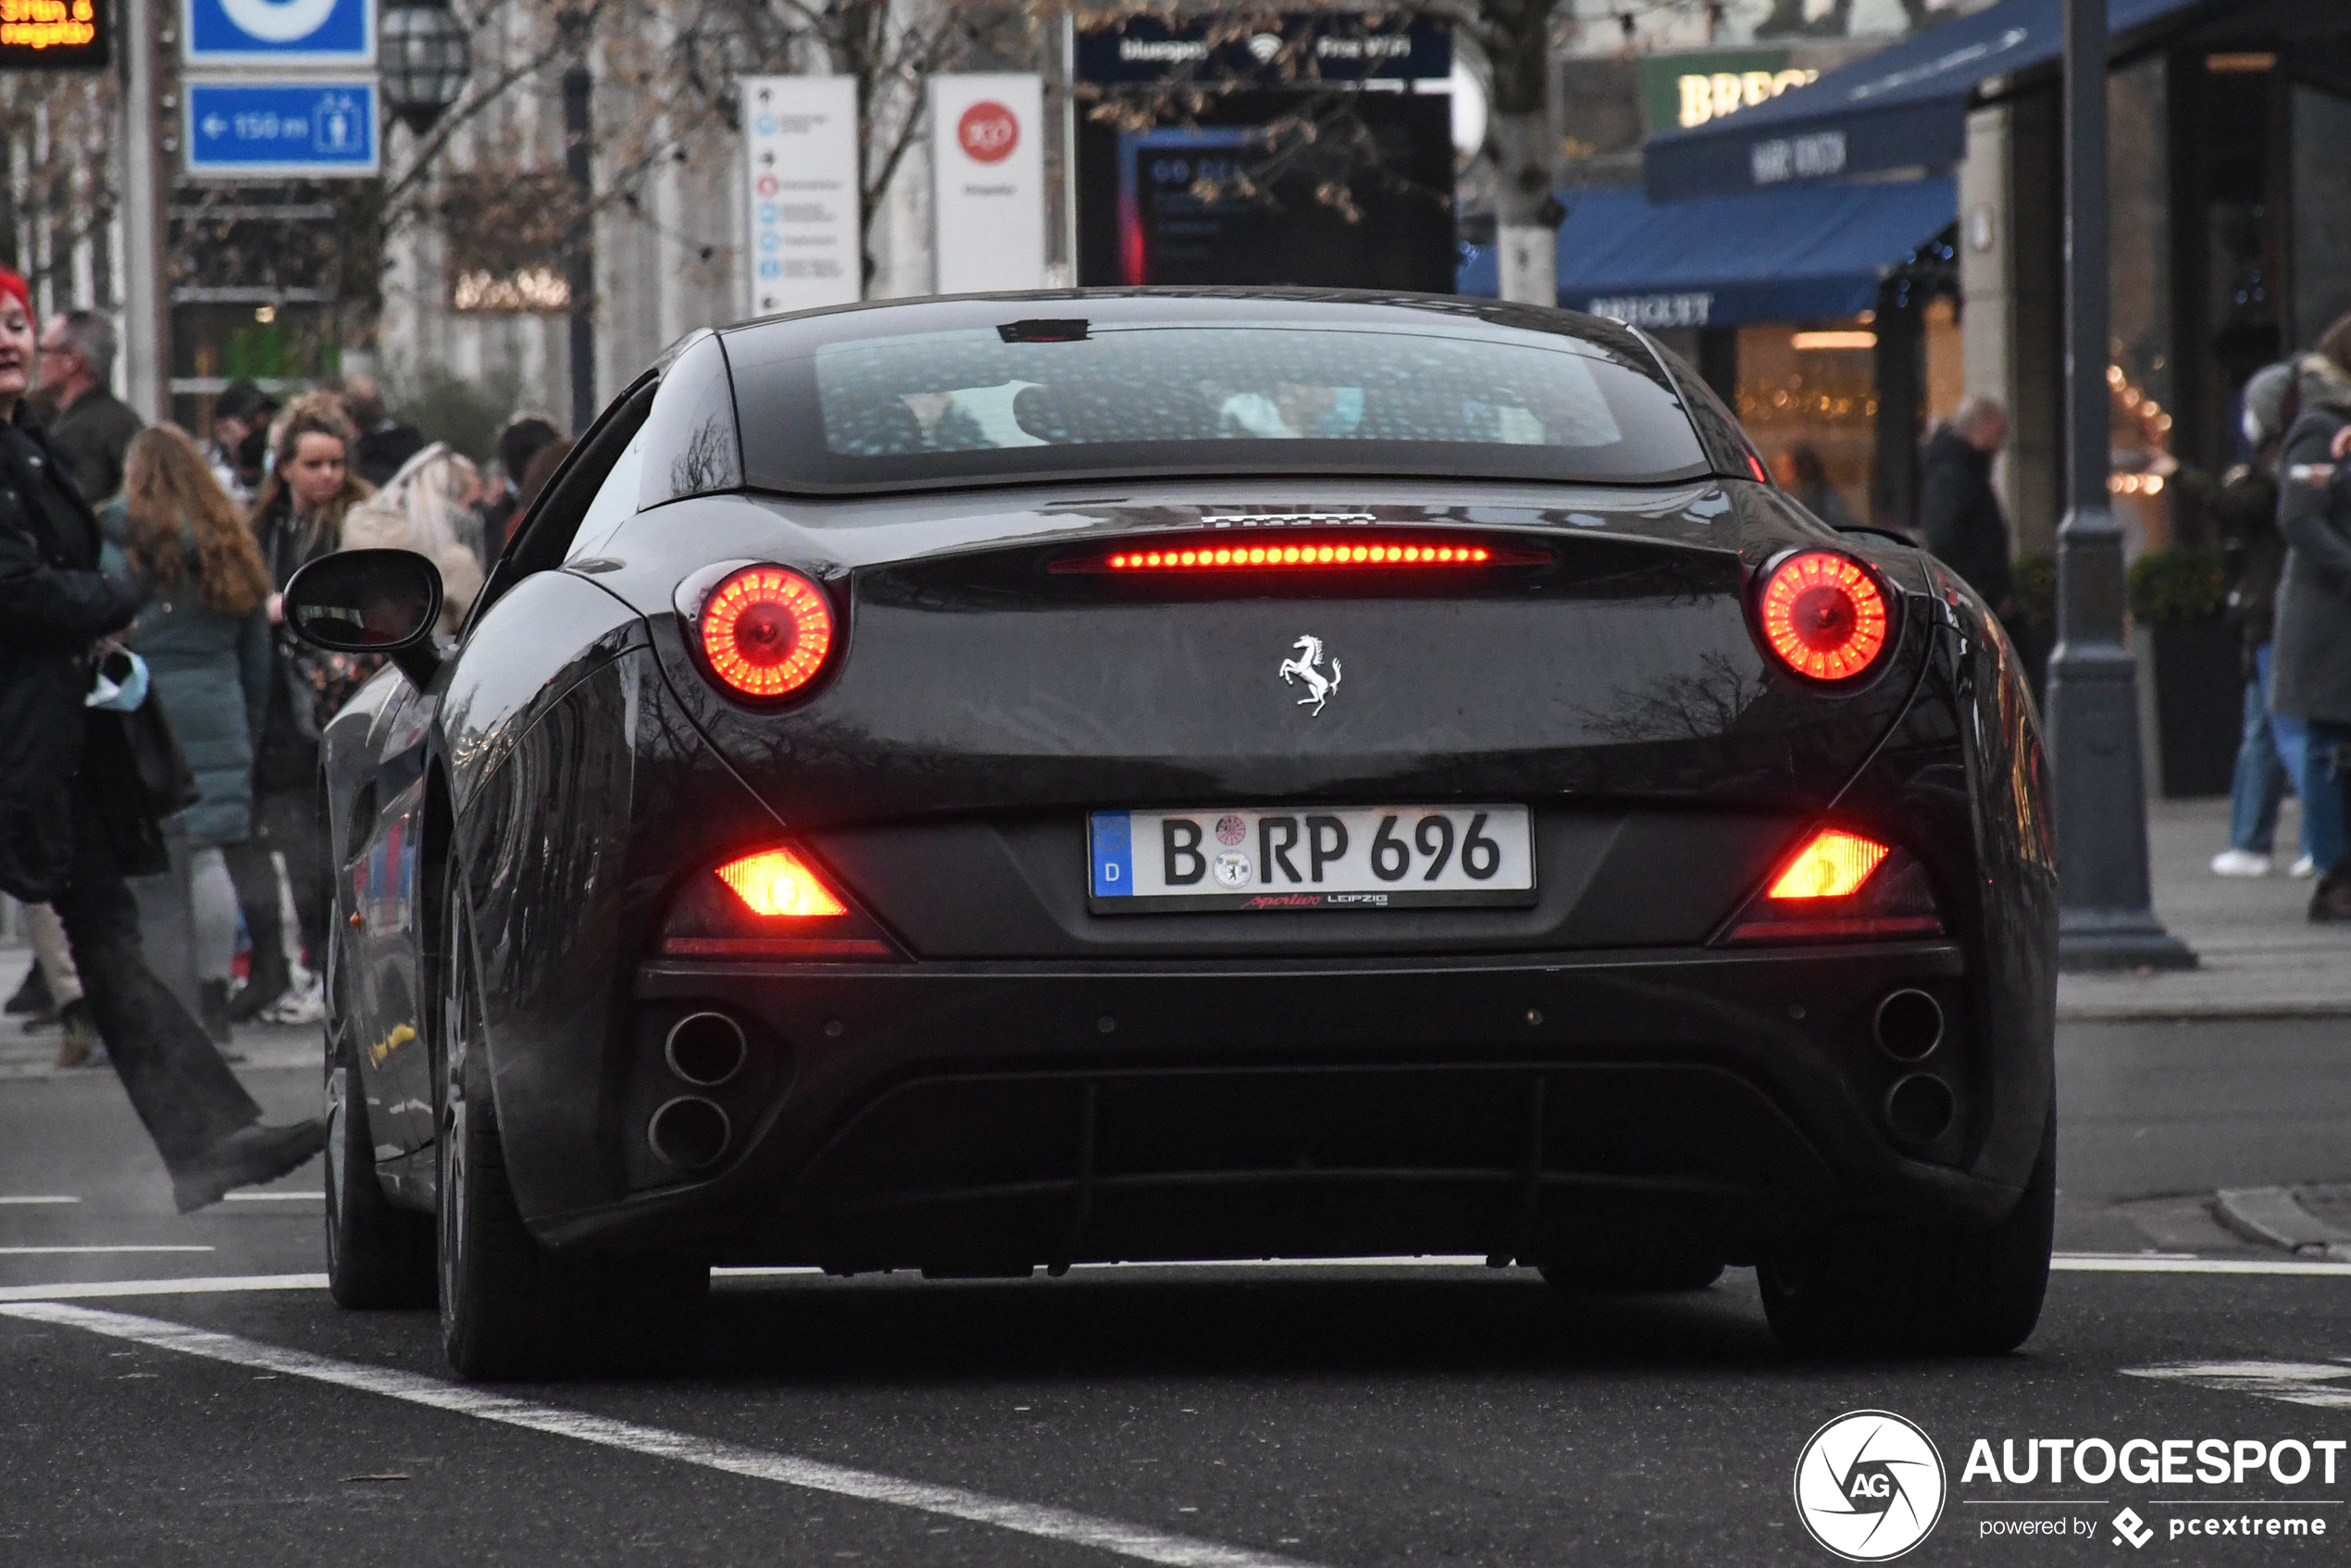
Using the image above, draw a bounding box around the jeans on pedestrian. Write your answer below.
[51,875,261,1168]
[2228,665,2289,853]
[2251,644,2332,864]
[2304,719,2351,876]
[189,845,239,983]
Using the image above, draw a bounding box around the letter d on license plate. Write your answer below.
[1088,805,1535,914]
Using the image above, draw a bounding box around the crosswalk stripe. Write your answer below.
[0,1300,1325,1568]
[2123,1361,2351,1409]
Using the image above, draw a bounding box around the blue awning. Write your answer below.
[1455,177,1956,328]
[1645,0,2207,202]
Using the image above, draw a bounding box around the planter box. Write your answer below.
[2146,617,2241,799]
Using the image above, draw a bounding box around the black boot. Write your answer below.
[198,979,234,1046]
[2312,866,2351,923]
[230,946,291,1023]
[170,1119,328,1213]
[5,963,49,1015]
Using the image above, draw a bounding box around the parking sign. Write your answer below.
[182,0,375,67]
[185,80,379,177]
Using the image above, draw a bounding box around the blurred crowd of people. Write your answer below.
[1774,316,2351,927]
[2208,318,2351,923]
[0,273,566,1207]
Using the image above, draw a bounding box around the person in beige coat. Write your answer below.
[338,442,487,636]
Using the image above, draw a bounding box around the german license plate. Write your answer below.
[1088,805,1536,914]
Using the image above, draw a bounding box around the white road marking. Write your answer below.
[2123,1361,2351,1409]
[711,1257,1493,1281]
[0,1301,1323,1568]
[0,1274,325,1303]
[0,1195,78,1205]
[1076,1256,1492,1272]
[2054,1254,2351,1276]
[0,1245,214,1255]
[222,1191,323,1201]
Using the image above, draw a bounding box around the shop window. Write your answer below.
[1739,320,1877,529]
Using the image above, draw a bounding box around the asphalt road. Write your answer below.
[4,1017,2349,1567]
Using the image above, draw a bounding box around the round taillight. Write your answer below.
[1757,551,1889,681]
[699,566,833,699]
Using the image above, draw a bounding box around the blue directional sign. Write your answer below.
[182,0,374,67]
[185,81,379,178]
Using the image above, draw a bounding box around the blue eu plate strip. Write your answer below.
[1090,812,1133,898]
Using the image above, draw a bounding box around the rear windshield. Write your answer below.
[726,305,1711,493]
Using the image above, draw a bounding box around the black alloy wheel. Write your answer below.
[1758,1114,2056,1357]
[436,879,708,1380]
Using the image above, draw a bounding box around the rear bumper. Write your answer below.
[520,940,2047,1266]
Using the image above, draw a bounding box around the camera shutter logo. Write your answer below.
[1793,1410,1947,1561]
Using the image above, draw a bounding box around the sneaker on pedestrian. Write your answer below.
[2211,849,2273,877]
[2292,854,2318,878]
[258,971,324,1027]
[169,1119,329,1213]
[5,964,49,1015]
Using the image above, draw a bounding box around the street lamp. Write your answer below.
[2046,0,2193,972]
[380,0,471,136]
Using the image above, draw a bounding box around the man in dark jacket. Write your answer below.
[37,309,143,504]
[339,372,424,488]
[0,268,323,1208]
[1920,395,2015,614]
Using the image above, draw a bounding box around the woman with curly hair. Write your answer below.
[105,425,275,1045]
[232,391,373,1023]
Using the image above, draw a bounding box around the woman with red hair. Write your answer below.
[0,267,324,1208]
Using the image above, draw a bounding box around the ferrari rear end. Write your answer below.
[479,292,2056,1356]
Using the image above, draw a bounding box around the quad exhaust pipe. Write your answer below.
[665,1011,746,1086]
[1872,989,1943,1061]
[648,1096,731,1171]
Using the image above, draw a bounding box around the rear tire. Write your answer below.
[436,889,706,1380]
[325,1050,435,1308]
[1760,1117,2054,1356]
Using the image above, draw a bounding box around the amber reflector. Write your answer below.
[715,848,848,918]
[1106,542,1493,570]
[700,566,833,699]
[1757,551,1889,681]
[1768,829,1892,901]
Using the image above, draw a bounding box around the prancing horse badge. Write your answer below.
[1278,634,1341,716]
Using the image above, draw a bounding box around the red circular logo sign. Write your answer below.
[957,101,1019,164]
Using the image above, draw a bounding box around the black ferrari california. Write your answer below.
[287,290,2056,1379]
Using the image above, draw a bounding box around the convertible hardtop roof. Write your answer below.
[616,286,1759,499]
[713,287,1663,365]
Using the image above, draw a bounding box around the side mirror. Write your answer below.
[284,548,444,689]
